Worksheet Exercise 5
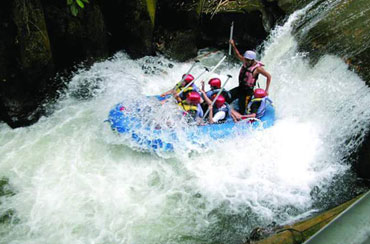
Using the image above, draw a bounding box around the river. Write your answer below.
[1,2,370,244]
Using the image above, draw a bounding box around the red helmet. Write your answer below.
[182,74,194,83]
[214,95,225,108]
[254,88,267,98]
[186,91,201,104]
[208,78,221,89]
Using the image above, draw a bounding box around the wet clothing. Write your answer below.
[211,104,230,123]
[247,96,273,118]
[239,61,263,89]
[178,101,203,121]
[175,82,201,101]
[228,62,263,114]
[228,87,253,115]
[204,89,231,101]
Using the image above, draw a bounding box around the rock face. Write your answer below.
[98,0,156,58]
[42,0,108,69]
[293,0,370,179]
[295,0,370,85]
[0,0,54,127]
[0,0,109,128]
[0,0,287,127]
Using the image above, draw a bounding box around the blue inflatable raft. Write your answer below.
[107,96,275,152]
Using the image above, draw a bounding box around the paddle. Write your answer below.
[228,21,234,56]
[177,55,227,97]
[178,59,200,86]
[160,59,200,99]
[176,67,209,97]
[203,74,232,119]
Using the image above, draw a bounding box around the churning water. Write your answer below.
[1,3,370,244]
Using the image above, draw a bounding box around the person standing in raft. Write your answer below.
[160,74,201,103]
[228,39,271,116]
[178,91,204,125]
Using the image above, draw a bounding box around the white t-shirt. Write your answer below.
[212,110,226,123]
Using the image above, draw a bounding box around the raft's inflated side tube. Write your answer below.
[107,95,275,152]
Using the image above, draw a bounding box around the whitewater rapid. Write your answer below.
[1,4,370,244]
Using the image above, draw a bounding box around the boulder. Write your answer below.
[295,0,370,84]
[293,0,370,179]
[0,0,54,127]
[42,0,109,69]
[98,0,156,58]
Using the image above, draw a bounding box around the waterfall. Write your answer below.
[1,2,370,244]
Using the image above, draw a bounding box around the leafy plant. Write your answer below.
[67,0,89,16]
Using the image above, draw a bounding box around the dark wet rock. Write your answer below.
[357,133,370,179]
[274,0,313,13]
[294,0,370,84]
[98,0,155,59]
[0,0,109,127]
[293,0,370,179]
[0,178,15,224]
[154,0,200,61]
[0,0,54,128]
[156,29,198,62]
[199,12,267,53]
[42,0,109,69]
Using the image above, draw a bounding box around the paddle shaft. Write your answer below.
[177,55,226,97]
[228,21,234,56]
[176,67,209,97]
[178,60,199,86]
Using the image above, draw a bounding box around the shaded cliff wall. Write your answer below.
[98,0,155,58]
[0,0,54,127]
[293,0,370,179]
[0,0,286,128]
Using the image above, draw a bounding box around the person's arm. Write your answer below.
[208,105,214,124]
[241,100,260,119]
[160,88,175,97]
[229,39,244,62]
[196,104,204,125]
[174,93,182,103]
[230,108,242,121]
[241,113,256,119]
[200,90,212,106]
[256,66,271,94]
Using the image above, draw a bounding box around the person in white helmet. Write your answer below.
[228,39,271,115]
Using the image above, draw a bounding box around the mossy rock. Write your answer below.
[159,30,198,61]
[296,0,370,84]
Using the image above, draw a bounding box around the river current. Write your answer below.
[1,3,370,244]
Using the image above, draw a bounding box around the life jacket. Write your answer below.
[206,89,232,101]
[175,81,194,100]
[247,96,272,118]
[212,104,230,123]
[178,101,199,119]
[239,61,264,89]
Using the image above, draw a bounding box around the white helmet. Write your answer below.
[243,50,256,60]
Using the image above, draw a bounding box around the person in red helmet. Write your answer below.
[178,91,204,124]
[200,77,231,112]
[200,90,231,124]
[231,88,273,120]
[160,73,201,103]
[228,39,271,115]
[201,77,231,100]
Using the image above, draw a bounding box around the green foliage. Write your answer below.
[67,0,89,16]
